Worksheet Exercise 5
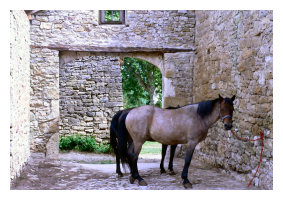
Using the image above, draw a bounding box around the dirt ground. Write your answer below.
[10,151,259,190]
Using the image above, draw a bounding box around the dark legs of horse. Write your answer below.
[181,147,195,188]
[115,153,123,177]
[168,144,177,175]
[127,143,147,186]
[160,144,168,173]
[160,144,177,175]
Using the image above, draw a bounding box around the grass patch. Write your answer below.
[77,160,115,164]
[59,134,112,154]
[140,141,162,155]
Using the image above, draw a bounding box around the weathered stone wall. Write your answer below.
[163,52,195,107]
[59,52,123,142]
[30,47,59,156]
[193,10,273,189]
[29,10,196,154]
[10,10,31,180]
[30,10,195,49]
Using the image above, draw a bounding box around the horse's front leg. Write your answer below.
[168,144,177,175]
[181,146,196,188]
[160,144,168,174]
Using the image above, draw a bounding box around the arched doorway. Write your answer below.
[121,57,162,109]
[121,56,163,158]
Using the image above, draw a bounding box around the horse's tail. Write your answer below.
[117,111,131,165]
[110,110,123,156]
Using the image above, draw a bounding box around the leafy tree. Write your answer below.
[121,57,162,109]
[105,10,120,21]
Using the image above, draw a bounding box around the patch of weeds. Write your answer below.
[59,134,112,154]
[77,160,115,164]
[100,160,115,164]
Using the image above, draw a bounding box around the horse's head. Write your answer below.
[219,94,235,130]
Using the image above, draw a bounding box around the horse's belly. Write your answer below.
[150,128,188,145]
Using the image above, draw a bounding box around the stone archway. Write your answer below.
[57,51,168,155]
[30,47,194,160]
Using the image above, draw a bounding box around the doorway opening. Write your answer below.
[121,57,163,158]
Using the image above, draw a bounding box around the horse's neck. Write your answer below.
[201,102,220,129]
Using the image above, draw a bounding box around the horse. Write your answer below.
[159,106,180,175]
[117,95,235,188]
[110,106,180,177]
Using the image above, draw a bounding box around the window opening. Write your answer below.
[99,10,125,24]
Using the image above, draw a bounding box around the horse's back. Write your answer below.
[125,105,155,141]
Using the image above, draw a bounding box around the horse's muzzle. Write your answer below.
[224,123,232,130]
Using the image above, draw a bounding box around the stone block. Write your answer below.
[40,22,52,30]
[45,132,59,159]
[43,87,59,99]
[72,126,85,131]
[99,124,108,130]
[165,69,175,78]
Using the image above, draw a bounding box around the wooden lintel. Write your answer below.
[30,44,195,53]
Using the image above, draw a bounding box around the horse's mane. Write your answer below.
[197,98,219,118]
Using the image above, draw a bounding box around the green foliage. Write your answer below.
[105,10,120,21]
[121,57,162,109]
[59,134,112,154]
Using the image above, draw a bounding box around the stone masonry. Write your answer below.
[10,10,273,189]
[10,10,31,180]
[30,10,195,49]
[29,10,196,153]
[30,47,59,156]
[59,52,123,142]
[163,52,195,107]
[193,10,273,189]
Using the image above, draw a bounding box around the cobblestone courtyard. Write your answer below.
[11,152,259,190]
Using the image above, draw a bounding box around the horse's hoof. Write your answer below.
[160,169,166,174]
[139,180,148,186]
[118,173,123,178]
[183,182,193,189]
[169,171,176,175]
[129,176,135,184]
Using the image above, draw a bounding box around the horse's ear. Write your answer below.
[231,95,236,102]
[219,94,224,102]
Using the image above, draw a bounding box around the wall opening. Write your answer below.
[58,52,164,157]
[121,57,162,108]
[121,57,163,157]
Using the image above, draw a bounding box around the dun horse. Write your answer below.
[110,106,179,177]
[117,95,235,188]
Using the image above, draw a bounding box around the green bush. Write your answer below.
[59,134,112,154]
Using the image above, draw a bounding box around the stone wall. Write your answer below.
[29,10,196,154]
[30,47,59,156]
[12,10,273,189]
[30,10,195,49]
[59,52,123,142]
[163,52,195,107]
[193,10,273,189]
[10,10,31,180]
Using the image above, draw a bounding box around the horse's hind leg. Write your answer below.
[115,153,123,177]
[128,142,147,186]
[160,144,168,174]
[168,145,177,175]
